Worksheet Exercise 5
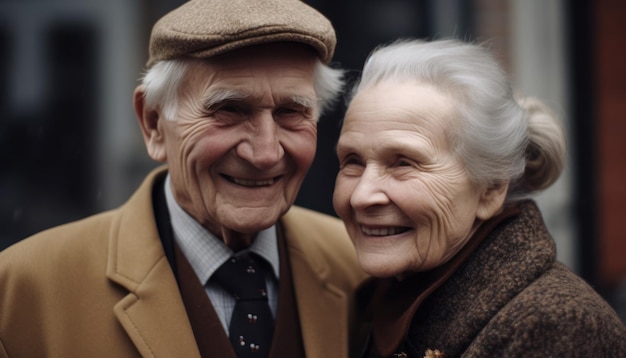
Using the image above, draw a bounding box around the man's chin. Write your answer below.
[222,210,284,232]
[228,222,274,235]
[219,216,280,251]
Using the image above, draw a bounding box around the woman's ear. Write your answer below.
[134,85,167,162]
[476,181,509,220]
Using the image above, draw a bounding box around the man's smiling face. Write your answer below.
[152,43,319,247]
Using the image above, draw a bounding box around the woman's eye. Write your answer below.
[342,156,363,167]
[397,159,412,167]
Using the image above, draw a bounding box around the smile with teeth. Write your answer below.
[361,226,410,236]
[228,175,278,187]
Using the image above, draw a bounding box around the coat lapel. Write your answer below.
[106,167,201,357]
[103,168,357,357]
[289,248,349,357]
[281,207,352,358]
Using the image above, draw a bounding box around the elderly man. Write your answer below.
[0,1,366,357]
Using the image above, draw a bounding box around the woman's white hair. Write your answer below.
[349,39,566,202]
[140,57,344,122]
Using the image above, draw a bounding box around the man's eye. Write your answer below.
[275,107,302,117]
[218,104,243,114]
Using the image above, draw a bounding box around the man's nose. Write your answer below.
[236,113,284,169]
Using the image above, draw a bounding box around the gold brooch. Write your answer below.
[424,349,444,358]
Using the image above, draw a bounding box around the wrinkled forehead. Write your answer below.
[342,81,460,145]
[347,81,458,122]
[179,47,318,107]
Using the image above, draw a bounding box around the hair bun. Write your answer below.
[519,96,567,192]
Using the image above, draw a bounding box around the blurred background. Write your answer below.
[0,0,624,321]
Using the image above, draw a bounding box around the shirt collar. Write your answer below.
[163,174,280,284]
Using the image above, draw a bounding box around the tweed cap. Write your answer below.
[146,0,336,68]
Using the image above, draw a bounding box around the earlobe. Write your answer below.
[476,181,509,220]
[133,86,167,162]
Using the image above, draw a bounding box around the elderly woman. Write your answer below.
[333,39,626,357]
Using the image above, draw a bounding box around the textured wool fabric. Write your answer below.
[147,0,336,67]
[359,200,626,357]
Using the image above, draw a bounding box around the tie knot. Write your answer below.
[213,254,269,300]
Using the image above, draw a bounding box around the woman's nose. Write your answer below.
[349,166,390,209]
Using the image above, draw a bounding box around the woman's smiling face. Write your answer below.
[333,81,497,278]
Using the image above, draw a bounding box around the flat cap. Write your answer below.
[146,0,336,68]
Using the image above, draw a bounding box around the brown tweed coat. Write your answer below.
[360,200,626,357]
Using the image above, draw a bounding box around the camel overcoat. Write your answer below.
[0,167,366,358]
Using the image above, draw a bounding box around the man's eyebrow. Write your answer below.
[203,89,249,108]
[289,95,318,109]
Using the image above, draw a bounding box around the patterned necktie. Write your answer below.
[213,254,274,357]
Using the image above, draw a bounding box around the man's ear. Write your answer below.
[476,181,509,220]
[134,85,167,162]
